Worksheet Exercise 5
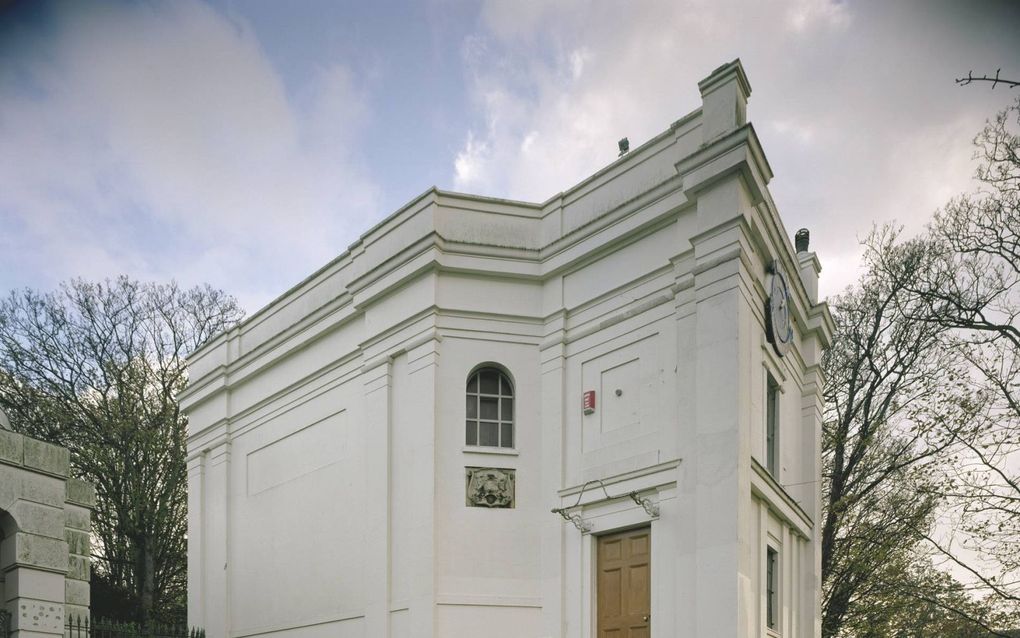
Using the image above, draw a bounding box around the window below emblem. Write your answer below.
[466,367,514,449]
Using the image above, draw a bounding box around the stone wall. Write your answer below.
[0,426,95,637]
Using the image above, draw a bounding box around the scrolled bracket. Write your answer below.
[629,491,660,518]
[552,507,592,532]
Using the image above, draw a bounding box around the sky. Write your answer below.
[1,0,1018,314]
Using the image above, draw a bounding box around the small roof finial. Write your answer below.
[795,228,810,253]
[618,137,629,156]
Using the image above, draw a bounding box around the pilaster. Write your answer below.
[362,359,392,638]
[539,311,566,638]
[203,438,231,638]
[800,358,825,638]
[186,453,205,628]
[690,184,756,638]
[405,339,440,638]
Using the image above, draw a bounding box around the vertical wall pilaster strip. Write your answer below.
[759,499,768,631]
[363,358,392,638]
[406,337,440,638]
[782,522,792,634]
[186,453,205,628]
[801,362,824,638]
[205,438,231,638]
[540,303,566,638]
[541,350,566,637]
[691,230,748,637]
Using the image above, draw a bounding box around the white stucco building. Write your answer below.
[181,60,833,638]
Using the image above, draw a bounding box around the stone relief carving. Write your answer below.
[466,467,515,508]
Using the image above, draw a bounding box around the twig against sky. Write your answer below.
[956,69,1020,90]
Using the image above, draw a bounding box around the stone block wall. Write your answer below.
[65,479,95,622]
[0,426,94,637]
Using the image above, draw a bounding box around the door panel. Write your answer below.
[598,527,651,637]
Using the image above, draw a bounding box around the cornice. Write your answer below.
[675,123,774,205]
[182,107,833,415]
[750,458,814,539]
[539,176,687,269]
[539,119,688,216]
[698,59,753,99]
[179,288,357,407]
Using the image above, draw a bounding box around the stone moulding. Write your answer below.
[465,467,515,508]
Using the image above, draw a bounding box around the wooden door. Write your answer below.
[597,526,651,637]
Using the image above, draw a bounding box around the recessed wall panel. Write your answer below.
[246,409,347,495]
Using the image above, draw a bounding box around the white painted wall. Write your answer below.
[182,59,832,638]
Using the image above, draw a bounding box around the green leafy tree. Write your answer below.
[0,277,243,623]
[840,556,1017,637]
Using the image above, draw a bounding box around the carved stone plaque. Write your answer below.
[465,467,515,508]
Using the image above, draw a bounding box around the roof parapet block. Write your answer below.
[698,59,752,144]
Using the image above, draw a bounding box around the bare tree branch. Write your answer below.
[957,69,1020,90]
[0,277,243,623]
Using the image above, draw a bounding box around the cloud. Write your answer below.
[0,0,379,311]
[785,0,850,33]
[453,131,490,190]
[452,0,857,201]
[2,0,1014,313]
[451,0,1017,299]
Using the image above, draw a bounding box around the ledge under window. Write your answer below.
[462,445,519,456]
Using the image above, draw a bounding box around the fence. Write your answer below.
[66,617,204,638]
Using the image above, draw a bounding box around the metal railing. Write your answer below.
[66,617,204,638]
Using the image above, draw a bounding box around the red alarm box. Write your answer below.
[583,390,596,415]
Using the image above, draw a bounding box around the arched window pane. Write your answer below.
[479,421,499,446]
[480,397,498,420]
[480,370,499,394]
[466,367,514,449]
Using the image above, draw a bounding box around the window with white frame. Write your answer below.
[766,371,780,477]
[466,367,514,448]
[766,544,779,632]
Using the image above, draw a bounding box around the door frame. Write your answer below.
[594,524,652,637]
[581,517,660,638]
[556,463,677,638]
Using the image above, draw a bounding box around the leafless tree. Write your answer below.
[823,98,1020,637]
[821,227,989,636]
[873,97,1020,610]
[0,277,243,622]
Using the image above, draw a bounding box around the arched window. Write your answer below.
[466,367,514,448]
